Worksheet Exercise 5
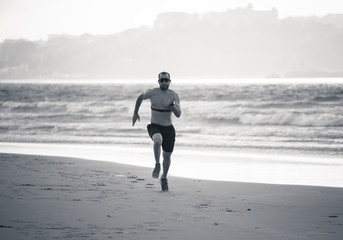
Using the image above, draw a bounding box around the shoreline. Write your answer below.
[1,152,343,240]
[1,142,343,188]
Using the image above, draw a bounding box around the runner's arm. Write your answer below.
[132,89,154,126]
[169,93,181,118]
[132,93,143,126]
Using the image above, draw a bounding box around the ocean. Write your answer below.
[1,78,343,158]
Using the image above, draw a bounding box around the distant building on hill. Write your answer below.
[153,4,279,30]
[201,3,279,27]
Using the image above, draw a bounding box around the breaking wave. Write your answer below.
[1,80,343,156]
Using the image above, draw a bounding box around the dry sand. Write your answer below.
[0,152,342,240]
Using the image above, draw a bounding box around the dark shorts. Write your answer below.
[147,123,176,153]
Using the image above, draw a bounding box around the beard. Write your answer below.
[160,84,169,91]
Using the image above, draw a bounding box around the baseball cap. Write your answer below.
[158,72,170,80]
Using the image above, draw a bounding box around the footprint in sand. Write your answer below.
[145,183,154,188]
[92,183,106,186]
[194,201,211,209]
[127,175,137,179]
[127,174,146,184]
[225,208,235,213]
[144,221,160,232]
[0,225,13,228]
[19,183,35,186]
[127,174,138,183]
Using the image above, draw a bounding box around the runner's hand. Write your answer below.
[132,113,140,126]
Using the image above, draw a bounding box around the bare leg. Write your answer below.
[162,151,172,179]
[152,133,163,164]
[152,133,162,178]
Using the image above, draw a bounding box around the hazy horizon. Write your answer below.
[1,0,343,42]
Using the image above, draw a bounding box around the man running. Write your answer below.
[132,72,181,191]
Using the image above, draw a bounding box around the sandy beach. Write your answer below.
[1,151,342,240]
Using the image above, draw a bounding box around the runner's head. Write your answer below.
[158,72,171,90]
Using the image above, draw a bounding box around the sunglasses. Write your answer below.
[159,79,170,83]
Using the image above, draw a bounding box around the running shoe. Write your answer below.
[160,177,169,192]
[152,163,161,178]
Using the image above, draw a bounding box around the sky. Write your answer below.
[1,0,343,42]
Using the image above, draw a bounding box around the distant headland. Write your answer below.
[1,4,343,79]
